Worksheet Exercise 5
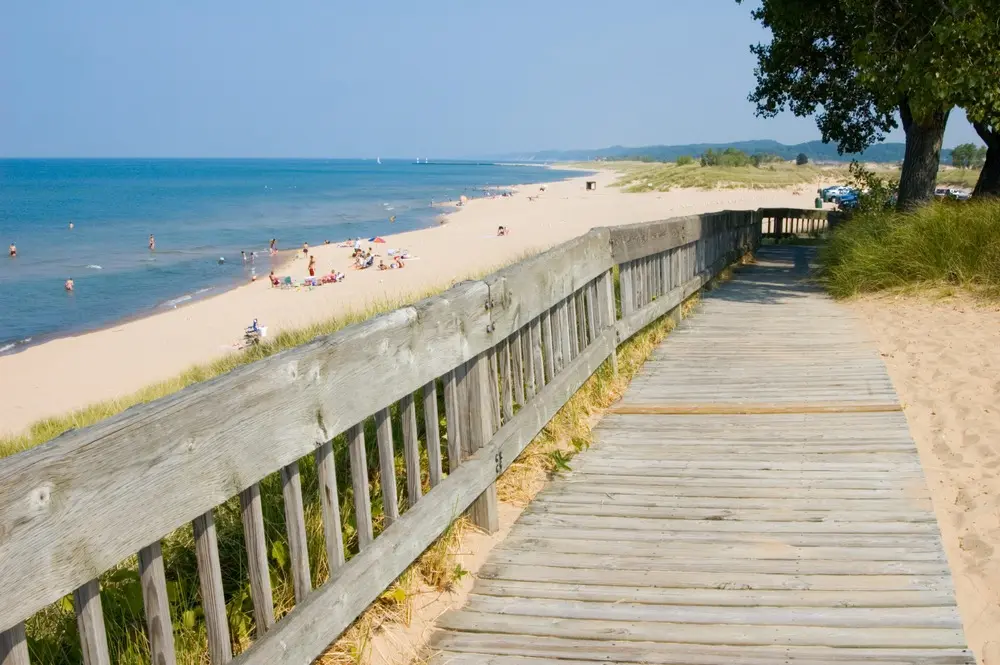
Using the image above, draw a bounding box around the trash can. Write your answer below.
[815,197,823,209]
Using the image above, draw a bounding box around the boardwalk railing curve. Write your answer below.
[0,207,828,665]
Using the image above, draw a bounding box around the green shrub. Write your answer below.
[676,155,694,166]
[819,199,1000,297]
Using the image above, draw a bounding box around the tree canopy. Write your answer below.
[739,0,1000,204]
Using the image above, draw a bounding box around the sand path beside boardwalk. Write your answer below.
[853,295,1000,665]
[0,169,821,436]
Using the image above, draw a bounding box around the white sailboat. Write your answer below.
[376,156,382,165]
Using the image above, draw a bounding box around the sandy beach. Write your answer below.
[0,169,823,436]
[852,295,1000,665]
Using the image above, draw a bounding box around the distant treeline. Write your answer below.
[494,139,930,165]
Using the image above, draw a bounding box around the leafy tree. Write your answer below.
[676,155,694,166]
[951,143,979,169]
[848,161,898,212]
[738,0,999,207]
[795,153,809,166]
[701,147,753,167]
[751,153,783,167]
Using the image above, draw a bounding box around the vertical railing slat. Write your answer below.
[443,369,462,473]
[487,348,502,432]
[599,269,619,376]
[510,329,526,406]
[192,511,232,664]
[524,320,538,399]
[315,441,346,576]
[0,622,29,665]
[348,424,374,550]
[584,282,598,349]
[400,392,422,507]
[422,381,443,487]
[560,299,573,365]
[375,407,400,524]
[465,352,499,533]
[500,338,514,419]
[138,541,177,665]
[575,289,589,348]
[73,579,111,665]
[239,483,275,634]
[280,461,312,603]
[540,310,555,383]
[567,295,580,359]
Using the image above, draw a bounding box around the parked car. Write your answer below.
[835,191,859,210]
[822,185,851,202]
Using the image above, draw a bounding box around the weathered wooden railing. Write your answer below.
[0,208,767,665]
[760,207,843,240]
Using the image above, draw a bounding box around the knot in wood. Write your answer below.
[30,483,53,511]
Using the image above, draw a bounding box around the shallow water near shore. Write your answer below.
[0,158,577,350]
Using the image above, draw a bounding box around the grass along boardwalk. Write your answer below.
[429,246,974,664]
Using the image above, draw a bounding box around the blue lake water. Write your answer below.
[0,159,579,352]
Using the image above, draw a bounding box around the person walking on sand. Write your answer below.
[8,243,15,258]
[308,255,316,277]
[149,235,156,251]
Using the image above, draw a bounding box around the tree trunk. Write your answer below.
[897,100,950,210]
[972,122,1000,198]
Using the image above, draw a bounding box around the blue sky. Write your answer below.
[0,0,981,158]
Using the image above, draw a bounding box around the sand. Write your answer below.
[0,169,823,436]
[852,295,1000,665]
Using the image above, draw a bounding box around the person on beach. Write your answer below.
[269,238,277,255]
[149,235,155,251]
[378,259,388,271]
[8,243,15,258]
[65,278,74,291]
[308,255,316,276]
[269,270,280,286]
[302,242,309,256]
[241,251,247,263]
[394,256,405,269]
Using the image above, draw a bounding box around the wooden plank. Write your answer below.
[608,213,749,263]
[466,352,499,534]
[137,541,177,665]
[0,623,29,665]
[521,324,536,400]
[443,369,461,473]
[488,347,501,432]
[347,424,374,550]
[73,578,111,665]
[516,513,937,534]
[400,392,422,507]
[430,632,975,665]
[540,310,555,383]
[584,281,598,348]
[485,551,946,576]
[280,462,312,603]
[471,578,957,608]
[193,511,233,664]
[619,261,635,315]
[536,491,933,513]
[315,441,346,576]
[375,406,400,524]
[229,328,616,665]
[608,404,904,415]
[597,269,618,375]
[239,483,275,633]
[567,295,580,359]
[462,595,961,628]
[509,330,525,406]
[530,317,545,392]
[550,304,564,373]
[499,339,514,420]
[559,299,573,366]
[422,381,443,487]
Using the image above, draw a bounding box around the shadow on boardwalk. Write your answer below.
[428,246,974,665]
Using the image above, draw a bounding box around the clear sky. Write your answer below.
[0,0,981,158]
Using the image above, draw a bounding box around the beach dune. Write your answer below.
[0,170,821,436]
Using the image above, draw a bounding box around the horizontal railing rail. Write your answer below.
[0,207,802,665]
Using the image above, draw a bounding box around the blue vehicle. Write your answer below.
[836,190,859,210]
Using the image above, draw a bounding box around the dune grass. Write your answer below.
[819,199,1000,299]
[608,161,844,191]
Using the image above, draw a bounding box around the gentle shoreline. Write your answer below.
[0,169,826,436]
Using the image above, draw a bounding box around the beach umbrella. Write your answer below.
[369,236,387,243]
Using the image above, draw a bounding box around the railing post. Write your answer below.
[0,623,29,665]
[465,351,499,533]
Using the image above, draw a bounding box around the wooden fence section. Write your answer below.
[0,209,761,665]
[760,208,843,241]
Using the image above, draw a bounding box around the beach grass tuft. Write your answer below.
[819,199,1000,298]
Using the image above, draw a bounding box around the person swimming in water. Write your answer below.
[149,234,156,251]
[65,278,74,291]
[8,243,15,258]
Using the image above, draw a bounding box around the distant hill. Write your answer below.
[491,140,942,164]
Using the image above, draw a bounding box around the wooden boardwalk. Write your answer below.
[430,246,973,665]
